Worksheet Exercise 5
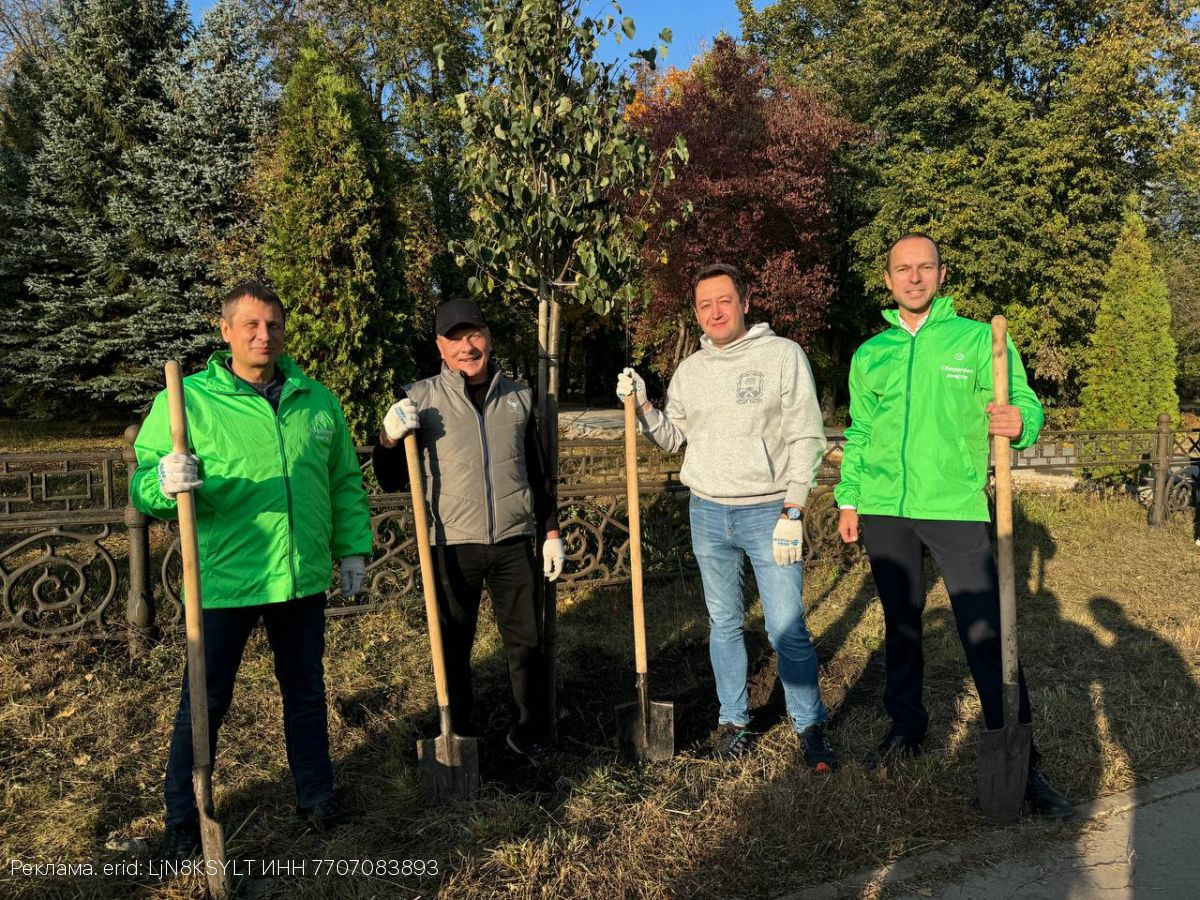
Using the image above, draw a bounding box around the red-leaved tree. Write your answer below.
[628,37,856,376]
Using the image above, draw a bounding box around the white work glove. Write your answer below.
[157,452,202,498]
[615,367,648,407]
[542,537,566,582]
[383,398,419,441]
[339,556,367,596]
[772,516,805,566]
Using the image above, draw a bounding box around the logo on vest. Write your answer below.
[735,370,765,405]
[506,397,521,411]
[310,410,335,436]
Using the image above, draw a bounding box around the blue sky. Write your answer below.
[186,0,747,67]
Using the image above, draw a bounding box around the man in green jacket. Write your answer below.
[131,281,373,861]
[836,233,1070,816]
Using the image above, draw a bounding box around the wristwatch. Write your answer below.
[781,506,804,521]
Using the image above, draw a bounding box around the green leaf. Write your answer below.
[658,28,672,44]
[621,17,636,40]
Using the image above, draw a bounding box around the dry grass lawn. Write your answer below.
[0,419,130,454]
[2,490,1198,898]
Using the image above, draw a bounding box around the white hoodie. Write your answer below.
[640,323,827,508]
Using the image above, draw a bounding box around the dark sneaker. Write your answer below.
[506,731,554,768]
[799,724,837,773]
[158,818,200,864]
[1026,767,1073,818]
[865,732,923,771]
[298,796,356,832]
[712,723,756,760]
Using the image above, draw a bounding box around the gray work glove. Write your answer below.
[542,537,566,582]
[615,367,648,407]
[383,398,419,442]
[772,517,804,566]
[157,452,202,498]
[339,555,367,596]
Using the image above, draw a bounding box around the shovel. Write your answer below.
[615,394,675,761]
[977,317,1032,823]
[165,361,230,900]
[404,431,481,802]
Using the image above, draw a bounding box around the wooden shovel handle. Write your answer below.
[404,432,452,708]
[165,361,213,770]
[624,395,648,675]
[990,318,1018,685]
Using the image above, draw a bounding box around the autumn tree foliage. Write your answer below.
[627,37,855,376]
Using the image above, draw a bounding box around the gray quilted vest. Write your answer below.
[406,364,536,546]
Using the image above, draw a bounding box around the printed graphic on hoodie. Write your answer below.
[736,371,765,404]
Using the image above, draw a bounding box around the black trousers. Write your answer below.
[165,593,332,825]
[860,516,1036,757]
[433,536,548,742]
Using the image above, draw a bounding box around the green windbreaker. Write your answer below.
[131,352,373,608]
[834,296,1043,522]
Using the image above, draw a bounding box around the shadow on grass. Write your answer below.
[649,497,1200,898]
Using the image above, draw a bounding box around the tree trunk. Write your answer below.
[670,315,690,376]
[820,331,839,423]
[544,296,562,740]
[535,279,560,743]
[560,322,573,403]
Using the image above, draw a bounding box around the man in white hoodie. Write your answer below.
[617,263,834,769]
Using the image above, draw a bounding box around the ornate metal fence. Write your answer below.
[2,419,1196,644]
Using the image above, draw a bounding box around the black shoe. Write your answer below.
[799,724,837,773]
[158,818,200,864]
[298,796,356,832]
[712,723,756,760]
[865,732,923,771]
[1026,767,1073,818]
[506,731,554,768]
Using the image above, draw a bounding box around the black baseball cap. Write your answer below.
[435,298,488,336]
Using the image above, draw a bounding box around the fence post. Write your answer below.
[1149,412,1172,528]
[123,424,155,654]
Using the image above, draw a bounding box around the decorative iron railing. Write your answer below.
[2,420,1196,643]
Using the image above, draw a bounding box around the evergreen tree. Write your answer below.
[1078,209,1179,442]
[129,0,274,347]
[256,36,409,441]
[245,0,482,317]
[0,50,45,412]
[4,0,189,415]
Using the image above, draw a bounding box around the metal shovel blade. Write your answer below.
[417,731,480,804]
[977,687,1032,824]
[616,698,675,762]
[193,767,230,899]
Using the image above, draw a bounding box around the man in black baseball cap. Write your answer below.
[372,297,566,766]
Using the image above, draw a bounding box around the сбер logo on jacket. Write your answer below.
[735,370,765,405]
[310,410,335,436]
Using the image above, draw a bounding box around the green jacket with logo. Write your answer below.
[834,296,1043,521]
[131,352,373,608]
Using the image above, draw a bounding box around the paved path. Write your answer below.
[787,770,1200,900]
[897,780,1200,899]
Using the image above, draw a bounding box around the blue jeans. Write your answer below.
[164,593,334,825]
[689,496,827,731]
